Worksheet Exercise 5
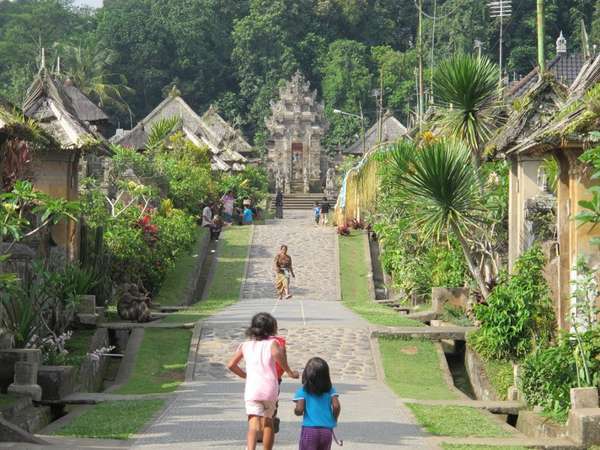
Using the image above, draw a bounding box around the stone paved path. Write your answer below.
[132,211,436,449]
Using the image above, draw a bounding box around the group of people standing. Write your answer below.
[313,197,330,226]
[201,190,255,240]
[228,312,342,450]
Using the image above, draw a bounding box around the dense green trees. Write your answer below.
[0,0,597,143]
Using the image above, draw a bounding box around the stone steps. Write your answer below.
[268,193,335,210]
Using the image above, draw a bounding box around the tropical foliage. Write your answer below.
[469,246,556,361]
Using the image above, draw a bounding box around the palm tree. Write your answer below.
[432,54,500,166]
[56,41,134,118]
[387,138,491,298]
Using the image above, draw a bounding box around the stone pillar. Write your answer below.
[7,349,42,401]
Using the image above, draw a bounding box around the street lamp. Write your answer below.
[333,108,366,154]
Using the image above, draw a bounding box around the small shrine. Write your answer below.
[265,72,328,193]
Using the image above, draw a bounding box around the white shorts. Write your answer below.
[245,400,277,418]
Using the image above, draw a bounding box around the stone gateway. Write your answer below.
[266,72,328,193]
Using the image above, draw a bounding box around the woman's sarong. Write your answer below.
[275,271,289,296]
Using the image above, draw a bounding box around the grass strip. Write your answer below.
[379,337,458,400]
[162,225,251,324]
[339,231,422,327]
[114,328,191,394]
[482,358,513,401]
[154,227,208,307]
[407,404,512,438]
[55,400,164,439]
[442,445,527,450]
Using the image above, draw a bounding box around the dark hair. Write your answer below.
[302,357,332,395]
[246,312,277,340]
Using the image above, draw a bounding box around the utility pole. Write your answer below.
[418,0,424,131]
[488,0,512,86]
[537,0,545,72]
[474,40,483,60]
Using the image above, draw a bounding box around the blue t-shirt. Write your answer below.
[293,386,338,429]
[314,207,321,217]
[243,208,253,223]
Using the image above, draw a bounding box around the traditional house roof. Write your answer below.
[507,32,585,99]
[493,54,600,157]
[22,68,106,149]
[62,80,109,124]
[111,96,248,171]
[344,114,408,155]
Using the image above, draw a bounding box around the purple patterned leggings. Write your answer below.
[299,426,333,450]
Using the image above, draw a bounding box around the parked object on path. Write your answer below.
[294,357,342,449]
[227,313,299,450]
[274,245,295,299]
[275,190,284,219]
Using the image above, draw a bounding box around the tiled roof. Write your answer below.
[507,53,586,99]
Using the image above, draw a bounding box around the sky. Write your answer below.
[73,0,103,7]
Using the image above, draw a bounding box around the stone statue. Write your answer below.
[303,167,309,193]
[325,167,337,198]
[117,283,152,323]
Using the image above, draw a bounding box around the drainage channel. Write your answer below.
[443,340,520,428]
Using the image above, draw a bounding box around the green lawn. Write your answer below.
[154,227,208,307]
[407,404,512,438]
[442,445,527,450]
[114,328,191,394]
[379,337,458,400]
[54,400,165,439]
[339,231,422,327]
[162,225,251,324]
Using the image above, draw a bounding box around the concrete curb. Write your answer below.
[185,323,203,383]
[361,230,377,301]
[238,224,255,301]
[105,328,145,393]
[334,230,342,301]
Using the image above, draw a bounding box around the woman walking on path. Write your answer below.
[220,190,235,224]
[275,190,284,219]
[227,313,299,450]
[274,245,295,299]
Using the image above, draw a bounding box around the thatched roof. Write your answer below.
[112,96,248,171]
[344,114,408,155]
[62,81,109,124]
[22,68,107,150]
[494,54,600,157]
[0,99,59,149]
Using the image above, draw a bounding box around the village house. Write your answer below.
[491,50,600,330]
[343,112,409,156]
[111,94,250,172]
[19,64,109,262]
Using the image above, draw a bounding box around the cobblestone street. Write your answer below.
[133,212,435,449]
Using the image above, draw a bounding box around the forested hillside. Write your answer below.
[1,0,600,151]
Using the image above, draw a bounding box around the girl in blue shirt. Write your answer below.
[293,357,341,450]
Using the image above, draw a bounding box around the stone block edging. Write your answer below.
[361,230,377,301]
[183,227,211,306]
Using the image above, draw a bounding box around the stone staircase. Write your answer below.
[269,193,334,210]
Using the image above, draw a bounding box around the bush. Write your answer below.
[469,246,555,361]
[218,166,268,206]
[520,329,600,421]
